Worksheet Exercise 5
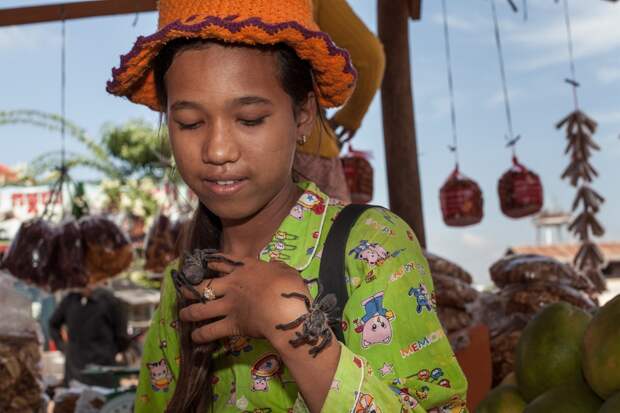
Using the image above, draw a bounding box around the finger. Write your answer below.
[179,277,225,302]
[207,260,237,276]
[191,318,236,344]
[179,299,229,323]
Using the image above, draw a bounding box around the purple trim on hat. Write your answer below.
[107,15,356,93]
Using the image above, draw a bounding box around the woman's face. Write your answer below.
[164,43,315,221]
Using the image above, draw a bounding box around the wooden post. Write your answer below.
[377,0,426,247]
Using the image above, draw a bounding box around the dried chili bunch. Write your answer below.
[556,110,606,292]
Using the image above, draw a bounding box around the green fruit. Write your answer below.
[524,381,602,413]
[501,372,517,386]
[582,295,620,399]
[599,392,620,413]
[475,385,526,413]
[516,302,592,401]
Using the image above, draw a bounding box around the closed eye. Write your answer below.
[239,116,268,127]
[176,121,203,130]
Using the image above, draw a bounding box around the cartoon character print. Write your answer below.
[290,204,305,220]
[251,354,283,392]
[389,386,419,411]
[408,283,433,313]
[224,336,253,356]
[354,291,395,348]
[146,359,173,392]
[297,191,326,215]
[262,231,298,261]
[349,240,390,266]
[354,392,382,413]
[427,396,467,413]
[410,367,452,398]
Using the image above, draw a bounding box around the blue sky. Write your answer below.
[0,1,618,284]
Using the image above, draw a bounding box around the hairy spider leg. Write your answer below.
[309,329,333,358]
[280,292,312,311]
[171,269,206,303]
[275,313,309,331]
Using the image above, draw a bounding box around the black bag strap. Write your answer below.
[319,203,378,342]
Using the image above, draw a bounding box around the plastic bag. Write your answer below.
[432,273,479,309]
[79,215,133,283]
[499,281,597,314]
[50,219,88,291]
[425,251,473,284]
[1,218,57,287]
[490,254,590,290]
[0,273,44,413]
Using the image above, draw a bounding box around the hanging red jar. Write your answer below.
[498,156,543,218]
[341,146,373,204]
[440,166,484,226]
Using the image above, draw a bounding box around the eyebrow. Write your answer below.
[232,96,273,107]
[170,96,273,112]
[170,100,203,112]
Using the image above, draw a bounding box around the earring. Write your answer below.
[297,135,308,146]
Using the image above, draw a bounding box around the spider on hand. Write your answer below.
[171,249,243,303]
[275,283,341,357]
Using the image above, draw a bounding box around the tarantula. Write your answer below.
[275,283,341,357]
[171,249,243,303]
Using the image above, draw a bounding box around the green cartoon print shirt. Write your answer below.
[135,181,468,413]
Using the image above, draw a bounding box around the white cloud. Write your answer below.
[486,88,524,108]
[594,111,620,125]
[506,3,620,71]
[0,26,60,51]
[431,13,477,32]
[597,66,620,84]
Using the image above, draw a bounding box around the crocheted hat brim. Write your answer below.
[107,15,357,111]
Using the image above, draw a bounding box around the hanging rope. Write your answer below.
[60,12,67,171]
[441,0,460,167]
[490,0,520,153]
[561,0,580,109]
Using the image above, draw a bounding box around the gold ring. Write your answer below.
[202,281,216,301]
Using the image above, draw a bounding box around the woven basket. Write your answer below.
[341,150,373,204]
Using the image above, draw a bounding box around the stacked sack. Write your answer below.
[425,252,480,352]
[483,253,598,385]
[0,274,44,413]
[0,215,132,291]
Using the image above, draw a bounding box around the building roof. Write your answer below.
[507,242,620,264]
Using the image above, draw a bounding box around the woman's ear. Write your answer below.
[296,92,317,138]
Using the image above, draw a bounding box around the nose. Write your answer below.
[201,118,240,165]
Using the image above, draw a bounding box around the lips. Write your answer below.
[201,177,248,196]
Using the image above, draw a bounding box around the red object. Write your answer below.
[455,324,493,412]
[439,166,484,226]
[341,146,373,204]
[498,156,543,218]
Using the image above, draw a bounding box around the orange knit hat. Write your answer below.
[107,0,357,111]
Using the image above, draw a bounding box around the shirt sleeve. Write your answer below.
[134,264,180,413]
[321,208,468,413]
[49,295,68,353]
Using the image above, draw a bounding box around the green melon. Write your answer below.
[475,385,526,413]
[582,294,620,399]
[516,302,592,401]
[523,381,602,413]
[599,392,620,413]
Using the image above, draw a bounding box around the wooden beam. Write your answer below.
[0,0,157,27]
[408,0,422,20]
[378,0,426,248]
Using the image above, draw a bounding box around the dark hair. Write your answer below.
[153,38,317,412]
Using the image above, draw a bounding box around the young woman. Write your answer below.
[107,1,468,412]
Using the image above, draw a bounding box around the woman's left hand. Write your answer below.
[178,254,311,345]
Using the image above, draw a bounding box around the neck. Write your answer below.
[219,180,302,258]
